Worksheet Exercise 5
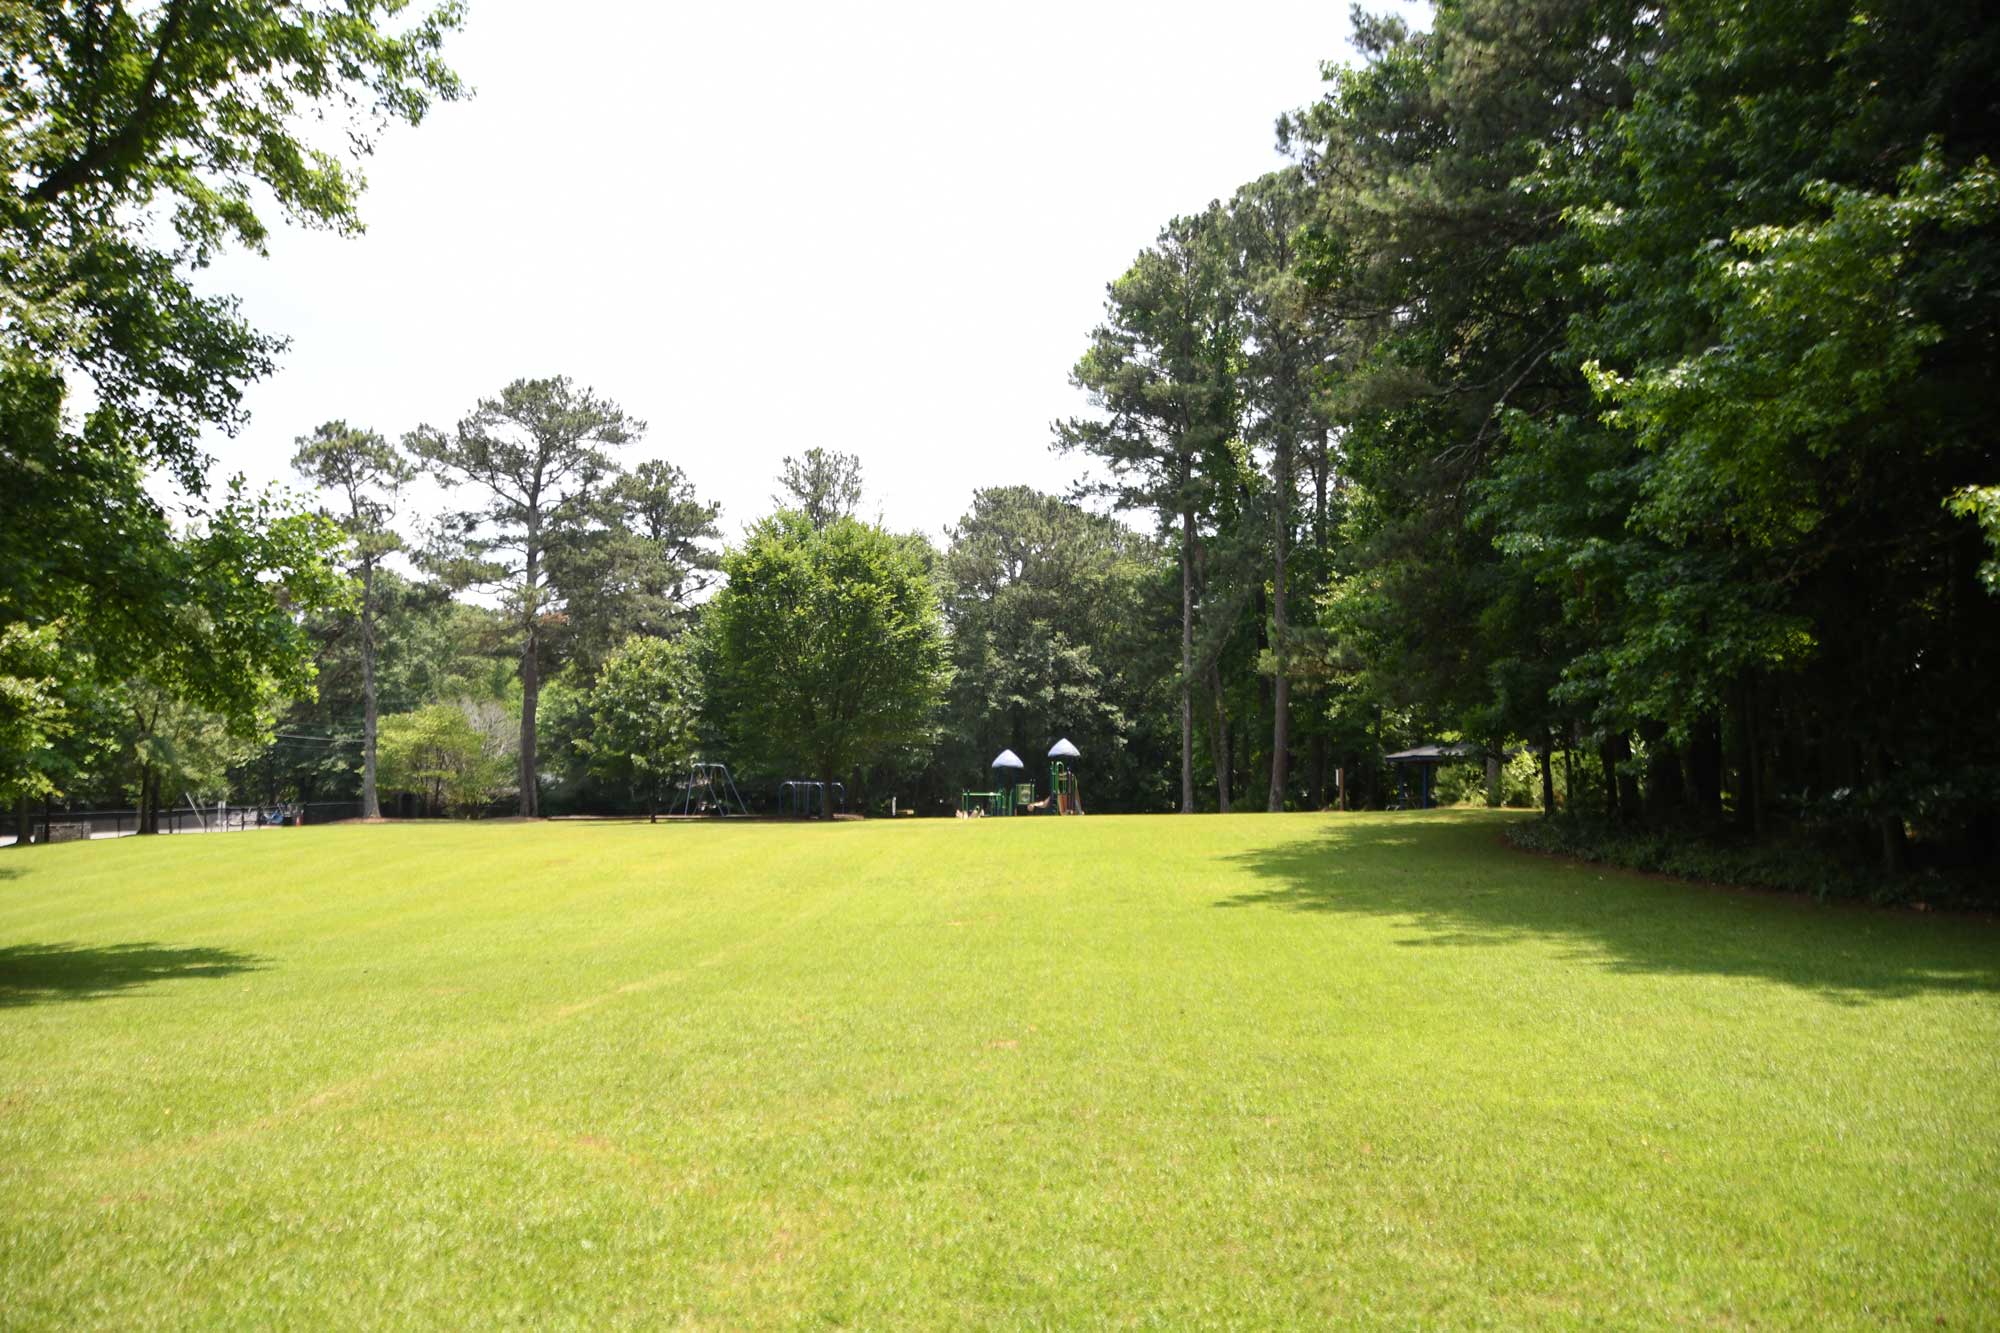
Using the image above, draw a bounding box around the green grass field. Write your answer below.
[2,812,1996,1329]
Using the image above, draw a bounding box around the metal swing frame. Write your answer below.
[777,780,845,819]
[671,762,750,817]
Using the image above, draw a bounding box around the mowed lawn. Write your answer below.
[2,813,1997,1329]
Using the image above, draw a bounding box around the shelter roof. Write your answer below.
[1384,743,1482,763]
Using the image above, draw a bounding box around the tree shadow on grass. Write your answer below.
[0,942,265,1008]
[1218,815,2000,1004]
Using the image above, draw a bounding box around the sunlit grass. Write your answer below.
[2,811,1996,1327]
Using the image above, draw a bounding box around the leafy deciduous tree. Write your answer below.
[706,513,950,811]
[577,634,702,821]
[377,702,512,818]
[2,0,466,492]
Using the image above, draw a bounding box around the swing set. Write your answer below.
[668,762,749,817]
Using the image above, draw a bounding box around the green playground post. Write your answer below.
[1045,738,1084,814]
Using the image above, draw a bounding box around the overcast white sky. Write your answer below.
[196,0,1423,541]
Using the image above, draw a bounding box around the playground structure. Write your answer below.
[779,779,845,819]
[670,761,748,817]
[959,739,1086,817]
[1047,736,1084,814]
[959,749,1027,817]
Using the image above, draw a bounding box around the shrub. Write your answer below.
[1504,816,1991,909]
[376,703,514,816]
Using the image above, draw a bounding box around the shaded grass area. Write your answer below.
[0,942,265,1008]
[1225,823,2000,1002]
[1,811,1996,1328]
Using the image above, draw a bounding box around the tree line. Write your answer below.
[257,432,1170,825]
[1051,0,1999,880]
[4,2,1995,889]
[2,0,464,837]
[0,0,1163,834]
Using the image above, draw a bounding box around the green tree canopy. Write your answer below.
[576,634,703,822]
[1,0,461,837]
[376,703,512,818]
[548,458,722,680]
[938,486,1173,810]
[772,448,864,533]
[408,376,643,817]
[1056,205,1241,813]
[706,513,950,806]
[1,0,466,487]
[292,421,413,819]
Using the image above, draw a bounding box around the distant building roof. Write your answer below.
[1384,743,1482,764]
[1384,743,1532,763]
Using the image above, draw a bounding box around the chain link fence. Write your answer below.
[4,800,363,846]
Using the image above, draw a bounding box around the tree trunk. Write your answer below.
[1873,744,1903,875]
[1612,732,1641,819]
[359,560,382,820]
[1371,708,1384,809]
[139,765,158,835]
[1734,676,1764,838]
[1685,716,1724,819]
[1268,432,1292,813]
[1309,735,1327,811]
[1251,582,1273,801]
[1640,722,1682,817]
[519,543,541,819]
[1879,816,1905,876]
[1486,750,1502,808]
[1209,660,1231,813]
[1179,505,1195,815]
[1540,741,1555,817]
[12,797,30,848]
[518,638,539,817]
[1310,428,1330,554]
